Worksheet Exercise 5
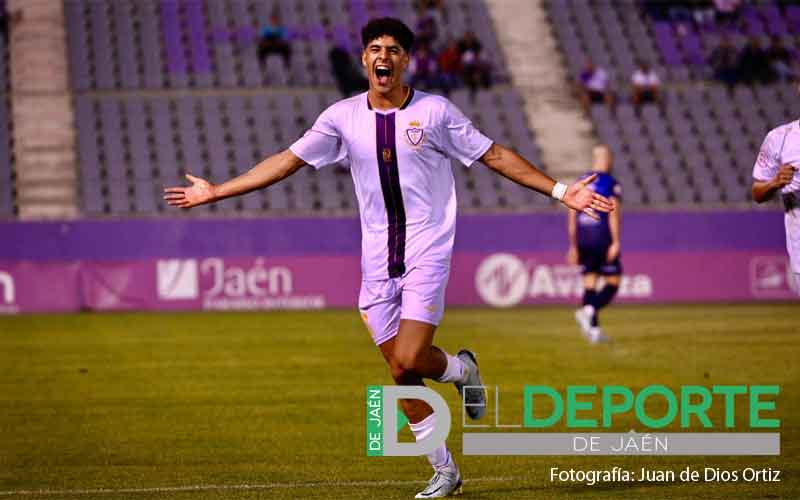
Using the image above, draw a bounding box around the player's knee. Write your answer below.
[389,361,416,384]
[395,350,424,376]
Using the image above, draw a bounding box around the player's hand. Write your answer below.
[163,173,217,208]
[566,245,578,265]
[562,174,616,220]
[606,242,620,263]
[774,164,796,188]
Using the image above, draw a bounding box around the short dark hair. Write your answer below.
[361,17,414,53]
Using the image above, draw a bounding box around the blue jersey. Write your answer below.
[576,171,621,248]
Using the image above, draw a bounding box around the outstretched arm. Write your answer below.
[164,148,305,208]
[752,164,795,203]
[479,143,615,217]
[566,209,578,265]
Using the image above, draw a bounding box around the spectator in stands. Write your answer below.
[666,1,694,26]
[409,42,442,93]
[438,38,462,95]
[640,0,671,21]
[258,14,291,68]
[737,37,774,85]
[0,0,21,42]
[328,38,368,97]
[577,59,613,112]
[0,0,7,41]
[710,36,740,89]
[416,15,437,48]
[415,0,443,48]
[767,36,797,82]
[457,31,491,97]
[713,0,741,27]
[631,61,661,108]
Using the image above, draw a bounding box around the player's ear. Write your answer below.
[361,50,367,68]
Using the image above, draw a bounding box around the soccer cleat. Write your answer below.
[574,307,592,338]
[454,349,486,420]
[415,457,463,498]
[588,327,611,344]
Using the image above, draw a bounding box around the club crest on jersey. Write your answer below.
[406,120,424,147]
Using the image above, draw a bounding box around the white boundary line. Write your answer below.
[0,476,522,496]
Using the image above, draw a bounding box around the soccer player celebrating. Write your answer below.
[752,120,800,293]
[568,145,622,343]
[165,18,614,498]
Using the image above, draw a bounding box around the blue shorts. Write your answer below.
[579,246,622,276]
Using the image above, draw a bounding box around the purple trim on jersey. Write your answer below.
[365,88,415,110]
[399,88,415,110]
[375,112,407,278]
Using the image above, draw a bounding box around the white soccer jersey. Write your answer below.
[754,120,800,277]
[753,120,800,193]
[290,89,493,281]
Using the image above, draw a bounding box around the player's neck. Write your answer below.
[368,85,409,111]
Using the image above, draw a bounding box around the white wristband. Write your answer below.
[551,182,568,201]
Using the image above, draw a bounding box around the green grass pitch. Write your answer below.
[0,304,798,499]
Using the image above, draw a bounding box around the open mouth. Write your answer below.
[375,64,392,86]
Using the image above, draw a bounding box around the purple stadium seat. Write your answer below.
[175,96,205,177]
[124,98,154,181]
[761,5,787,36]
[160,0,189,88]
[75,97,102,181]
[139,0,166,89]
[64,0,92,90]
[150,97,180,182]
[653,22,682,66]
[133,180,158,213]
[787,6,800,34]
[186,0,213,87]
[111,1,141,89]
[99,98,127,180]
[679,31,705,66]
[742,6,766,37]
[90,2,116,89]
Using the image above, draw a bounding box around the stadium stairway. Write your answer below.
[8,0,79,219]
[484,0,594,180]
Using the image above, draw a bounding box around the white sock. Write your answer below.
[436,352,466,383]
[409,413,451,470]
[582,304,595,316]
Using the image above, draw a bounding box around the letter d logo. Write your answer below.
[365,386,451,456]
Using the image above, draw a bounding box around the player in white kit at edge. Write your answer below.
[164,18,615,498]
[752,114,800,294]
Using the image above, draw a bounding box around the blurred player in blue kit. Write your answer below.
[568,145,622,343]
